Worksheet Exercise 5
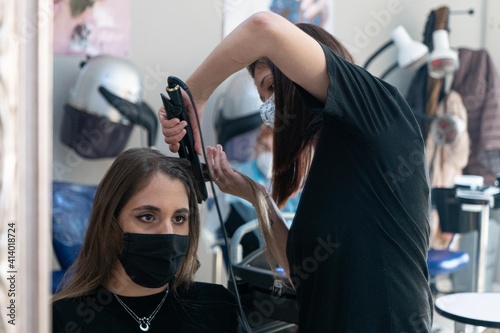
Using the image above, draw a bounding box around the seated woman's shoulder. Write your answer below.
[173,282,240,332]
[178,281,237,303]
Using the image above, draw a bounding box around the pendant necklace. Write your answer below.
[113,289,168,332]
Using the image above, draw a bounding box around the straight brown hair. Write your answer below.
[271,23,355,207]
[52,148,201,301]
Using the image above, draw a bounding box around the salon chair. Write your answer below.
[427,247,469,294]
[429,184,500,293]
[52,181,97,293]
[428,188,471,294]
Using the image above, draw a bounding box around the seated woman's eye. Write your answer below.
[138,214,155,222]
[173,215,188,224]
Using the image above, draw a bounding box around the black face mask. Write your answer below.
[118,233,189,288]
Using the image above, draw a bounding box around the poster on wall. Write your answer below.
[53,0,131,56]
[222,0,334,37]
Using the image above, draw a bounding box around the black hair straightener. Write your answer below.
[160,76,208,204]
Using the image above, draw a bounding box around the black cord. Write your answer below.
[173,77,253,333]
[380,62,399,80]
[363,40,394,69]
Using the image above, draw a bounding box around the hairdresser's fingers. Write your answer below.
[158,107,188,153]
[217,145,234,177]
[162,126,186,153]
[161,125,186,145]
[206,146,222,181]
[206,146,216,177]
[209,145,254,201]
[158,107,187,139]
[212,145,226,182]
[207,146,228,183]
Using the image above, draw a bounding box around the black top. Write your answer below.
[52,282,240,333]
[286,43,433,332]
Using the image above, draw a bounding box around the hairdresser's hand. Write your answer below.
[207,145,263,204]
[158,90,205,155]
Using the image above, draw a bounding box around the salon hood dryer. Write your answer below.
[213,70,263,163]
[427,29,459,79]
[61,55,158,158]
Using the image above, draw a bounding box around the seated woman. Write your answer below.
[52,148,239,333]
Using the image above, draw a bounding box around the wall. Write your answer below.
[485,0,500,65]
[52,0,494,283]
[333,0,489,94]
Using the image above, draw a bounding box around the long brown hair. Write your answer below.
[271,23,355,207]
[52,148,201,301]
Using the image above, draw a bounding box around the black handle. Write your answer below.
[160,78,208,203]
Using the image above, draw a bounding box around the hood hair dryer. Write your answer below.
[428,29,459,79]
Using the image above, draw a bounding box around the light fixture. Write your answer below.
[427,29,459,79]
[391,25,429,70]
[363,25,429,79]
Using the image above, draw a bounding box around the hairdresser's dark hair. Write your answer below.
[249,23,355,208]
[53,148,201,301]
[247,57,272,79]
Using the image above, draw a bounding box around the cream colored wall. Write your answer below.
[485,0,500,67]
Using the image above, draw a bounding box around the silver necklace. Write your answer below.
[113,290,168,332]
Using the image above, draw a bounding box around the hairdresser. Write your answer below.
[159,12,432,332]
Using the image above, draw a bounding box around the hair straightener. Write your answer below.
[160,76,208,204]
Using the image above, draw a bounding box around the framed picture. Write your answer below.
[53,0,131,56]
[222,0,333,37]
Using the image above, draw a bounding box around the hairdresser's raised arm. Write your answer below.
[160,11,328,154]
[187,11,328,104]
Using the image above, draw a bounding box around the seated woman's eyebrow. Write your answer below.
[132,206,190,215]
[132,205,160,212]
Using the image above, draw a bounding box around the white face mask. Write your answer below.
[259,93,275,127]
[256,151,273,179]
